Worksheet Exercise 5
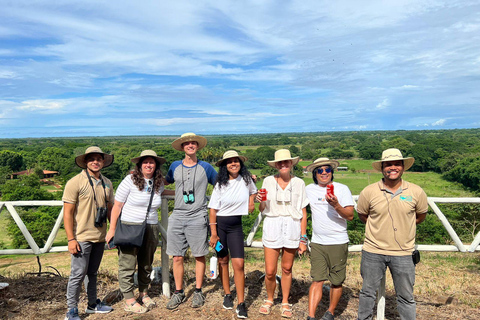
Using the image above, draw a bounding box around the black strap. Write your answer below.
[85,170,108,209]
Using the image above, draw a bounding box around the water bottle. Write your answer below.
[209,256,218,279]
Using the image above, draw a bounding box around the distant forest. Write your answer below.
[1,128,479,195]
[1,128,480,248]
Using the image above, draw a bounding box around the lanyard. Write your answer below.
[85,170,107,209]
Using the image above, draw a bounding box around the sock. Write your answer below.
[195,288,202,293]
[174,289,184,294]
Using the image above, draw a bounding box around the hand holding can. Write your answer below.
[327,184,334,197]
[259,188,267,201]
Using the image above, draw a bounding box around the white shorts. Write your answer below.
[262,215,301,249]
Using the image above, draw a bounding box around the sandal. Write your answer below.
[124,301,148,314]
[281,303,293,318]
[141,295,156,309]
[259,299,273,315]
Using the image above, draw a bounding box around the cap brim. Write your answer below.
[306,160,340,172]
[216,156,247,167]
[372,157,415,171]
[75,154,114,169]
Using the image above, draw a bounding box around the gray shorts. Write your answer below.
[166,214,209,257]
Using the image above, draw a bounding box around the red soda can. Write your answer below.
[259,188,267,201]
[327,184,334,197]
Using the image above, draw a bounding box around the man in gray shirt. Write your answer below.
[165,133,217,309]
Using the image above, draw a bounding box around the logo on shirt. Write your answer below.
[400,195,413,202]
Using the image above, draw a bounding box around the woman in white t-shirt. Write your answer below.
[208,150,257,319]
[106,150,174,314]
[256,149,309,318]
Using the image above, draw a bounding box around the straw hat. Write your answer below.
[75,146,114,169]
[171,132,207,151]
[216,150,247,167]
[130,150,166,166]
[267,149,300,168]
[306,157,340,172]
[372,148,415,171]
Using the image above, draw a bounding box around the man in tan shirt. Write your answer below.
[356,148,428,320]
[63,146,114,320]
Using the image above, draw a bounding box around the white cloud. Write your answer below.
[432,119,446,126]
[376,99,390,110]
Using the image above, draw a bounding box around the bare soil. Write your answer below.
[1,250,479,320]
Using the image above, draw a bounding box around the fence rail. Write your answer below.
[1,196,480,320]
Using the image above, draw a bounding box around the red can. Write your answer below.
[327,184,334,197]
[259,188,267,201]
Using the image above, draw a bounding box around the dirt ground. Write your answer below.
[1,250,480,320]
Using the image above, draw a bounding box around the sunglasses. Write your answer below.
[146,179,153,193]
[315,167,332,174]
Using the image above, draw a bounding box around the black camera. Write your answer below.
[94,207,108,227]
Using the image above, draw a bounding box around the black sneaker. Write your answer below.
[236,302,248,319]
[223,294,234,310]
[321,310,334,320]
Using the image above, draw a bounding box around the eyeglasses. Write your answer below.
[146,179,153,193]
[315,167,332,174]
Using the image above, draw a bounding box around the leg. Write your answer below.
[264,247,280,302]
[195,256,206,289]
[328,285,343,314]
[118,244,138,302]
[66,241,92,309]
[172,256,185,290]
[389,255,416,320]
[280,247,296,317]
[218,255,231,295]
[231,258,245,303]
[137,224,159,295]
[308,281,324,318]
[85,242,105,305]
[357,251,387,320]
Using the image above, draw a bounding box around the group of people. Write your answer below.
[63,131,428,320]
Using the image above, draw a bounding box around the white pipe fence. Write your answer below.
[1,196,480,319]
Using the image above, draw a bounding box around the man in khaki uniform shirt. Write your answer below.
[63,146,114,320]
[356,148,428,320]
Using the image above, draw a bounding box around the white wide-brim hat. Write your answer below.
[216,150,247,167]
[267,149,300,168]
[171,132,207,151]
[130,150,166,166]
[306,157,340,172]
[75,146,114,169]
[372,148,415,171]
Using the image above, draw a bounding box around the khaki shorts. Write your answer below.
[310,242,348,286]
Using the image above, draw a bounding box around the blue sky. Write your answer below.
[1,0,479,138]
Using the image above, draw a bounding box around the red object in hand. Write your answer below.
[327,184,334,196]
[259,188,267,201]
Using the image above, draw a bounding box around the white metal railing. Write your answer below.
[1,196,480,318]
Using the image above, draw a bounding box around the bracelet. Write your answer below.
[300,235,308,240]
[209,223,217,225]
[68,239,76,242]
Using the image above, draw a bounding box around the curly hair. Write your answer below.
[215,158,253,189]
[131,158,164,193]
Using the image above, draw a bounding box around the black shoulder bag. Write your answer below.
[113,181,156,248]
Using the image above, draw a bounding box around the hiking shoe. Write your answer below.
[166,291,186,310]
[85,299,113,314]
[64,307,80,320]
[191,291,205,308]
[321,310,334,320]
[223,294,234,309]
[307,316,317,320]
[236,302,248,319]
